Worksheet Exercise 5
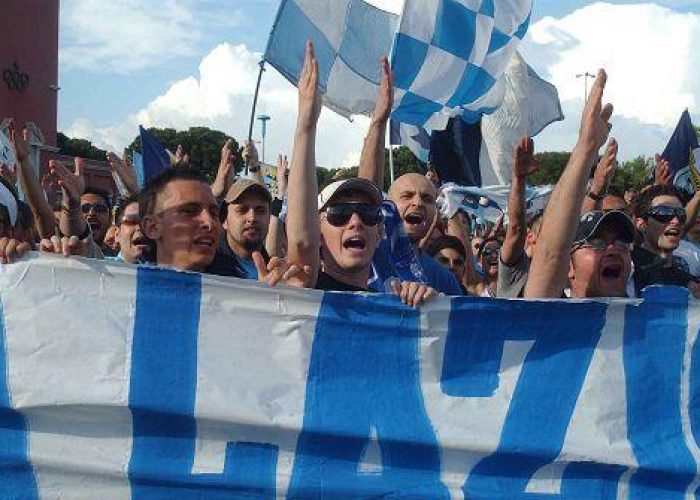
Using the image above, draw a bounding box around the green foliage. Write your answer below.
[126,127,241,183]
[57,132,107,161]
[528,151,571,186]
[609,156,653,194]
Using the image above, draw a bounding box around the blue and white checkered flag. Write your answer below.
[390,0,532,132]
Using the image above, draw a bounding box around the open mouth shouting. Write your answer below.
[663,227,681,244]
[600,255,625,284]
[342,234,367,253]
[403,211,426,232]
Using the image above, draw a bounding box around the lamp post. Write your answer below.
[576,72,596,102]
[257,115,271,164]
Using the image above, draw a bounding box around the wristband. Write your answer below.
[587,190,606,202]
[270,198,283,217]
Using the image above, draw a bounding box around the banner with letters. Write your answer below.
[1,254,700,498]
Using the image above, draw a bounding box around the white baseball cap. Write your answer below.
[317,179,383,212]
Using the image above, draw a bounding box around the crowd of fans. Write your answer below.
[2,41,700,305]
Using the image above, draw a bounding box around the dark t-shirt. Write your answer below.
[315,271,372,292]
[631,245,695,296]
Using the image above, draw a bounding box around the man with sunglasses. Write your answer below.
[80,188,114,255]
[631,185,700,296]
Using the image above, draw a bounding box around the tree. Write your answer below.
[528,151,571,186]
[57,132,107,161]
[126,127,242,183]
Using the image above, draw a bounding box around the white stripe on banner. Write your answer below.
[4,255,700,497]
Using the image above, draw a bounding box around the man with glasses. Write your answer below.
[110,195,150,264]
[80,188,114,255]
[478,238,502,297]
[631,185,699,295]
[568,210,635,298]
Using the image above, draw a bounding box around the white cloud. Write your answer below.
[64,43,372,169]
[365,0,403,14]
[60,0,239,73]
[521,2,700,159]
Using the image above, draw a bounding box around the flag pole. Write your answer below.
[246,59,266,176]
[387,126,395,186]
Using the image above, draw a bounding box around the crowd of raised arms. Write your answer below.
[2,42,699,304]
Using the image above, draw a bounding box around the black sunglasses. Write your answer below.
[81,202,109,214]
[645,205,686,225]
[324,203,383,227]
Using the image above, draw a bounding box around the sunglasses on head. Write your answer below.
[81,202,109,214]
[324,203,383,227]
[645,205,686,224]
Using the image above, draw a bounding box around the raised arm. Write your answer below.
[52,158,87,238]
[106,152,139,196]
[212,139,235,199]
[9,120,55,238]
[265,154,288,258]
[284,41,322,288]
[358,57,393,188]
[524,70,613,298]
[581,138,618,214]
[501,137,537,266]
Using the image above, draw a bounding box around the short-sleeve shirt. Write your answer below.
[497,253,530,298]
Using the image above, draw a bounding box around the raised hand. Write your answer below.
[253,252,312,288]
[49,158,85,203]
[241,140,260,171]
[106,152,138,194]
[175,144,190,167]
[513,136,538,179]
[276,154,289,196]
[372,56,394,124]
[8,119,29,165]
[591,138,618,194]
[297,40,322,132]
[578,69,613,153]
[655,154,673,186]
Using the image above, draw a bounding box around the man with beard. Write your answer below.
[219,179,272,279]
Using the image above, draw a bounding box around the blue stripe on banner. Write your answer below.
[624,286,696,499]
[460,298,609,497]
[128,267,278,498]
[0,296,38,498]
[432,0,478,59]
[391,33,429,91]
[289,292,448,498]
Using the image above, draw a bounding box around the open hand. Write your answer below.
[578,69,613,153]
[297,40,322,132]
[49,158,85,203]
[513,136,538,179]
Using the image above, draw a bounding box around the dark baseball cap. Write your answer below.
[574,210,635,246]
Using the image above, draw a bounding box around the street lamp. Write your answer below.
[576,72,596,102]
[257,115,271,164]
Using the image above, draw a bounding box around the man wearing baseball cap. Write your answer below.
[567,210,635,298]
[217,178,272,279]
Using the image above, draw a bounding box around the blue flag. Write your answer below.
[662,110,699,174]
[139,126,170,183]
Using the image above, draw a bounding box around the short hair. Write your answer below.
[82,187,112,210]
[114,194,139,226]
[633,185,684,219]
[139,166,208,219]
[477,236,501,259]
[426,235,467,260]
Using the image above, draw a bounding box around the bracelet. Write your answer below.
[587,190,606,202]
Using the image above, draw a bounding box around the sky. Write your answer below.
[58,0,700,169]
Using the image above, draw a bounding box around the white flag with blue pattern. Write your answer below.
[265,0,398,118]
[3,254,700,498]
[391,0,532,132]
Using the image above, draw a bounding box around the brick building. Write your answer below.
[0,0,115,203]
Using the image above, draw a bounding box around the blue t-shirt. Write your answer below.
[238,257,259,280]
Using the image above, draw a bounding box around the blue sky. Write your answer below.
[58,1,700,169]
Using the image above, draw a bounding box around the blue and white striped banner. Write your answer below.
[2,254,700,498]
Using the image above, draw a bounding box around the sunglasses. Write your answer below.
[480,246,500,258]
[645,205,686,225]
[573,238,631,253]
[120,214,141,227]
[81,202,109,214]
[324,203,383,227]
